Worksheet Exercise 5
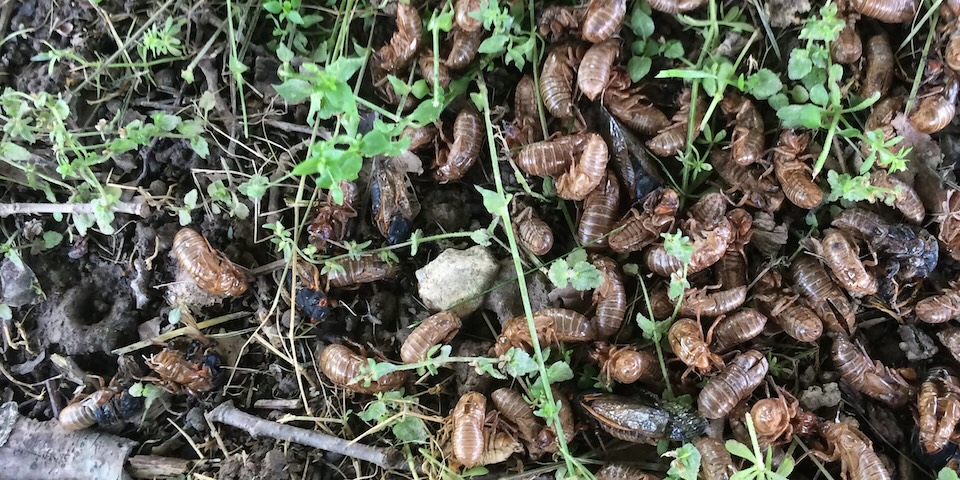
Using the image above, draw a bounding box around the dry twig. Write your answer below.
[205,401,408,471]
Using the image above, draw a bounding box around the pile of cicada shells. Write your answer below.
[308,0,960,477]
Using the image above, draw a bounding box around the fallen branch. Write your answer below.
[0,200,150,218]
[206,401,408,471]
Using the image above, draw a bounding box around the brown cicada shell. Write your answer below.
[172,228,249,297]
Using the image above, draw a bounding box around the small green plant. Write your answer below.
[0,89,212,235]
[128,382,164,425]
[635,231,695,398]
[661,231,694,301]
[138,18,183,61]
[725,414,795,480]
[662,442,701,480]
[274,55,442,204]
[171,190,199,226]
[475,0,537,70]
[625,2,686,81]
[358,391,431,444]
[547,249,603,291]
[263,0,318,55]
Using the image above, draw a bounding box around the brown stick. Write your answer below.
[205,401,407,471]
[126,455,192,478]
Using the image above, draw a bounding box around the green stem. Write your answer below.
[812,112,841,178]
[356,97,401,122]
[904,5,940,114]
[637,275,673,398]
[476,77,590,480]
[225,0,250,138]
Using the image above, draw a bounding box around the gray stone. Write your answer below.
[416,246,498,316]
[1,259,39,307]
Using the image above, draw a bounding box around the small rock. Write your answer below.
[799,382,842,411]
[1,259,39,307]
[416,246,498,316]
[184,407,207,432]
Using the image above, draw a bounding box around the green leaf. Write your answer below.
[287,10,304,25]
[730,470,760,480]
[630,6,655,38]
[238,175,269,201]
[939,467,960,480]
[808,84,829,107]
[274,78,314,103]
[475,186,510,217]
[42,231,63,249]
[410,79,430,99]
[152,113,181,131]
[197,91,216,111]
[470,228,492,246]
[408,98,444,125]
[799,4,844,42]
[661,40,684,59]
[229,56,249,76]
[0,142,31,162]
[168,307,182,324]
[0,304,11,321]
[129,383,147,398]
[325,57,366,84]
[183,189,198,208]
[358,399,389,422]
[776,104,823,129]
[392,415,429,443]
[569,261,603,291]
[545,361,574,383]
[789,85,809,103]
[768,93,790,110]
[665,443,701,480]
[668,273,689,301]
[108,138,138,154]
[190,136,210,159]
[787,49,812,80]
[745,69,781,100]
[725,439,755,461]
[428,9,454,31]
[567,249,587,265]
[462,466,490,477]
[627,56,652,82]
[662,232,693,265]
[409,229,423,256]
[776,455,795,476]
[548,259,570,289]
[502,347,538,377]
[826,170,888,203]
[368,361,398,380]
[636,313,660,341]
[479,34,509,54]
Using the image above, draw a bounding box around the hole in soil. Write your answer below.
[66,286,113,327]
[73,352,118,381]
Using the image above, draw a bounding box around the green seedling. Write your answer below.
[358,391,431,444]
[726,414,796,480]
[547,249,603,291]
[663,442,701,480]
